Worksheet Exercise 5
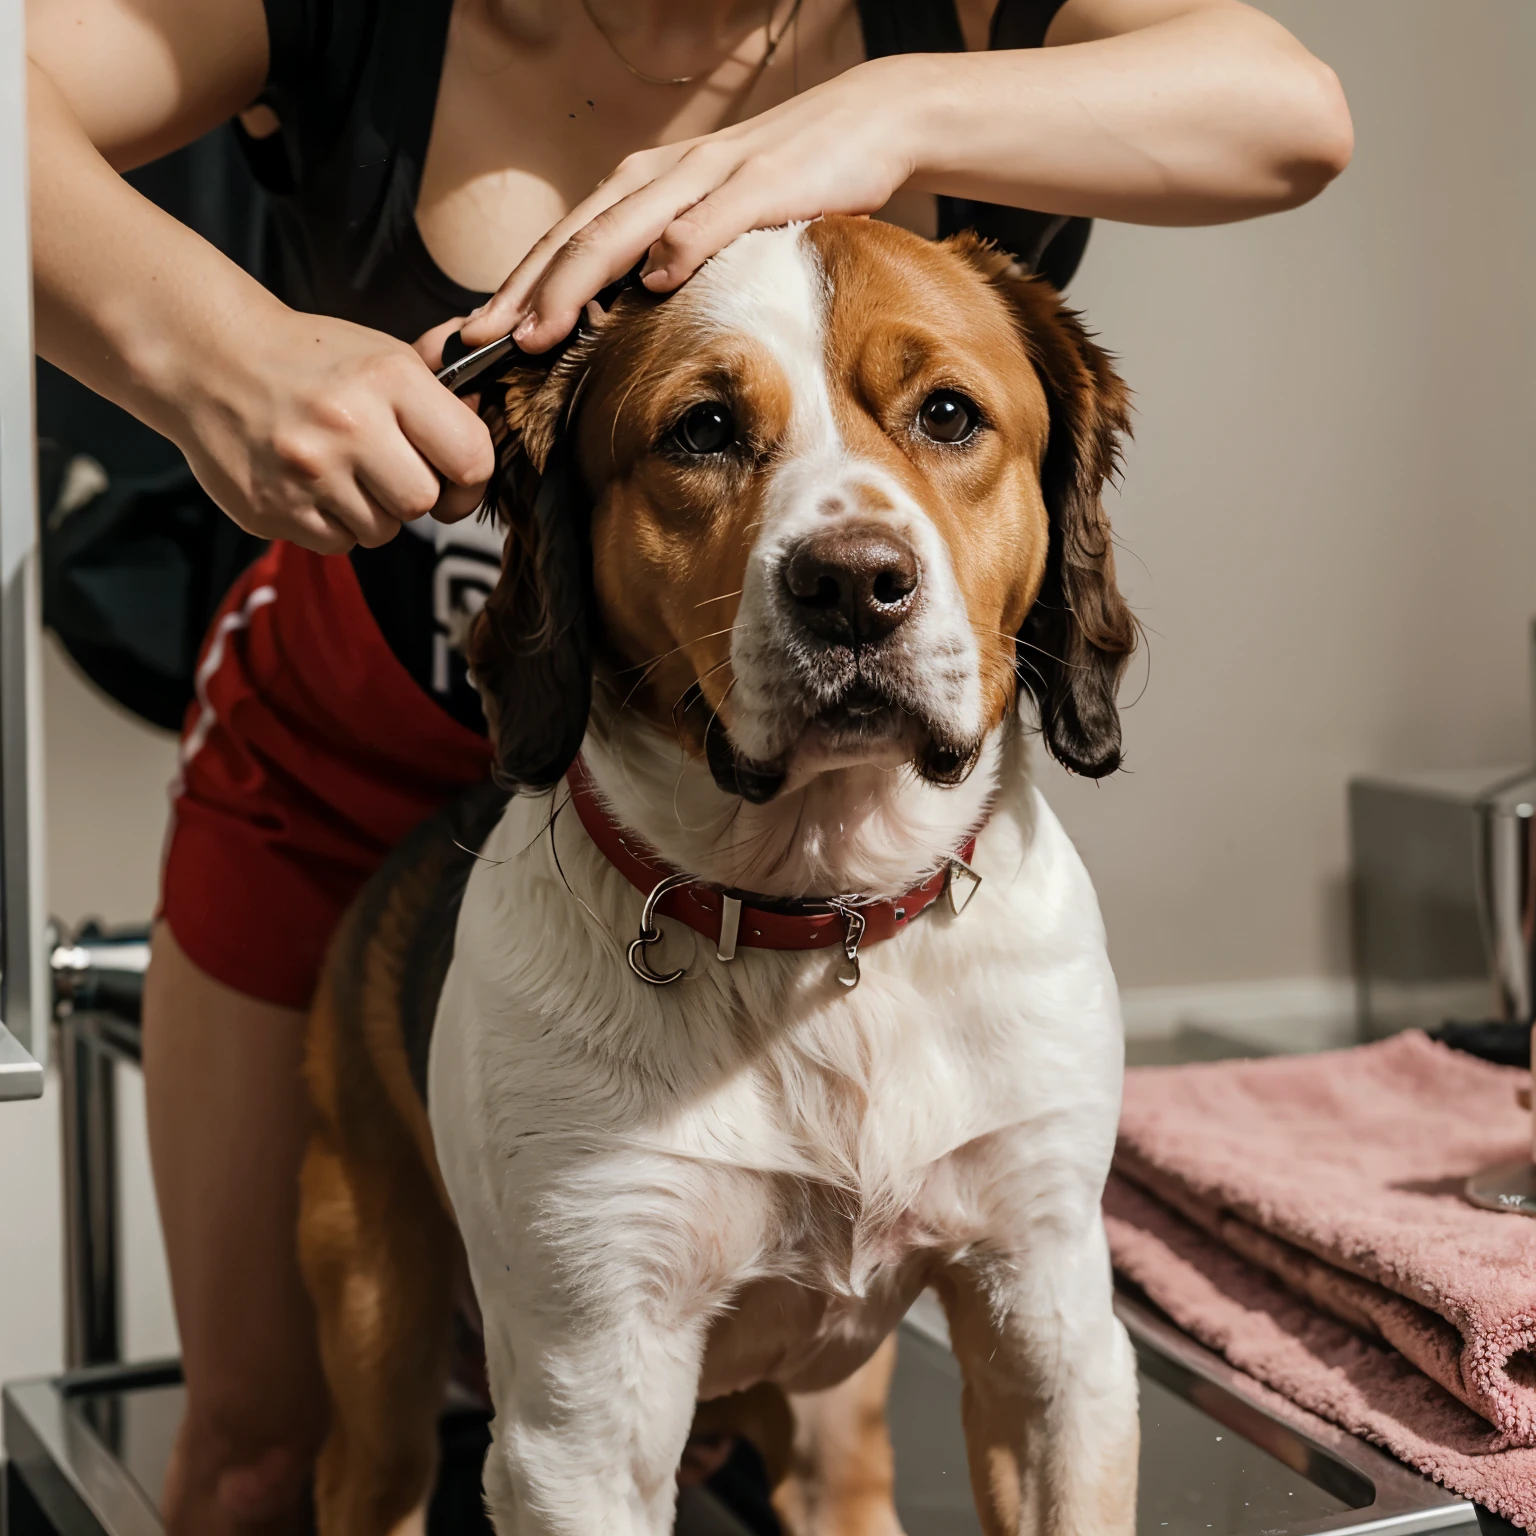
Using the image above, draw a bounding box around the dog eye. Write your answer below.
[916,390,979,445]
[671,401,736,456]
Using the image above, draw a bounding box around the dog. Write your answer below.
[298,213,1139,1536]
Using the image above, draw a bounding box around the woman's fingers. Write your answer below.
[459,73,907,354]
[325,485,404,550]
[283,491,394,556]
[405,319,493,522]
[392,371,496,490]
[355,435,447,525]
[432,476,491,525]
[459,149,686,348]
[505,157,736,352]
[284,505,359,557]
[639,163,801,290]
[413,315,467,372]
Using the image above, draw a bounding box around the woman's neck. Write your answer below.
[489,0,788,66]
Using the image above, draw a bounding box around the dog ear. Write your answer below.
[950,234,1138,779]
[466,344,597,792]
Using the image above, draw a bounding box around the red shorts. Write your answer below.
[160,541,494,1010]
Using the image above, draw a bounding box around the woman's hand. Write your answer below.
[458,58,915,354]
[459,0,1352,358]
[172,308,494,555]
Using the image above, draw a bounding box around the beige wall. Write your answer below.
[1042,0,1536,988]
[44,639,178,925]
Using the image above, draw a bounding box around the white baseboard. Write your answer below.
[1118,975,1495,1054]
[1119,977,1356,1052]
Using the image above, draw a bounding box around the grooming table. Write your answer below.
[3,1305,1483,1536]
[0,978,1503,1536]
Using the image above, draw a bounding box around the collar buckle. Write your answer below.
[946,855,984,916]
[627,872,694,986]
[828,900,867,990]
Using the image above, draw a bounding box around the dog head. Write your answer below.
[469,217,1134,887]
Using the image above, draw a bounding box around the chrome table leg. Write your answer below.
[59,1015,120,1371]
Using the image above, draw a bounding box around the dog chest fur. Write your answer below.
[427,723,1123,1397]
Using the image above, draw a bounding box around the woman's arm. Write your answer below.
[919,0,1353,220]
[28,0,491,551]
[464,0,1351,353]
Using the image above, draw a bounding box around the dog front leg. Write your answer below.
[476,1294,708,1536]
[450,1152,768,1536]
[935,1219,1138,1536]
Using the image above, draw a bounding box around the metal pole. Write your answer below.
[58,1015,121,1369]
[52,929,149,1370]
[0,0,48,1100]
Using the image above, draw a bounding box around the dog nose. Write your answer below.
[783,527,922,644]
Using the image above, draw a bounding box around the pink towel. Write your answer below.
[1107,1031,1536,1527]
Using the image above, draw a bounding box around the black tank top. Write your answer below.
[239,0,1084,733]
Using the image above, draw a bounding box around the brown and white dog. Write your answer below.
[299,214,1139,1536]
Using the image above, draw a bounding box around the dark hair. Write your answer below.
[950,234,1139,779]
[466,336,600,793]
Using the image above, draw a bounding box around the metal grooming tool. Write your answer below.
[436,261,651,395]
[435,330,520,395]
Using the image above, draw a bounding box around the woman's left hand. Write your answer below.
[457,57,916,355]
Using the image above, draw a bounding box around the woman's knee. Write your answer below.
[172,1397,323,1530]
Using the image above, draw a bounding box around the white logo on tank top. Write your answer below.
[406,513,504,694]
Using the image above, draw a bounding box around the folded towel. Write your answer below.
[1106,1174,1536,1528]
[1106,1031,1536,1526]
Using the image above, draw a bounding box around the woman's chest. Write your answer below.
[413,0,978,294]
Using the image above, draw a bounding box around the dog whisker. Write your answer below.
[669,758,743,836]
[616,624,744,715]
[453,836,508,867]
[965,618,1082,672]
[669,657,735,725]
[668,678,742,834]
[616,624,743,679]
[543,793,613,937]
[965,618,1090,676]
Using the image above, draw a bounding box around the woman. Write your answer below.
[28,2,1351,1531]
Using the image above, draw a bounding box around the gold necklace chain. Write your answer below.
[579,0,805,87]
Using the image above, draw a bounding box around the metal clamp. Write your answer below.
[627,873,694,985]
[946,856,983,916]
[716,894,744,962]
[829,901,867,990]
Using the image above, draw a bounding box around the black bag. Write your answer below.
[39,128,267,732]
[39,443,264,732]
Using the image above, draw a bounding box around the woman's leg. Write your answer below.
[142,921,328,1536]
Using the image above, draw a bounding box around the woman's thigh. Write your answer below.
[141,920,327,1526]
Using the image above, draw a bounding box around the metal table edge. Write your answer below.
[4,1373,167,1536]
[1113,1292,1478,1535]
[0,1023,43,1101]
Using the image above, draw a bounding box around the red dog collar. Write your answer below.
[566,759,982,988]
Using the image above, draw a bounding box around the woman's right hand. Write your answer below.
[28,3,493,557]
[173,306,495,555]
